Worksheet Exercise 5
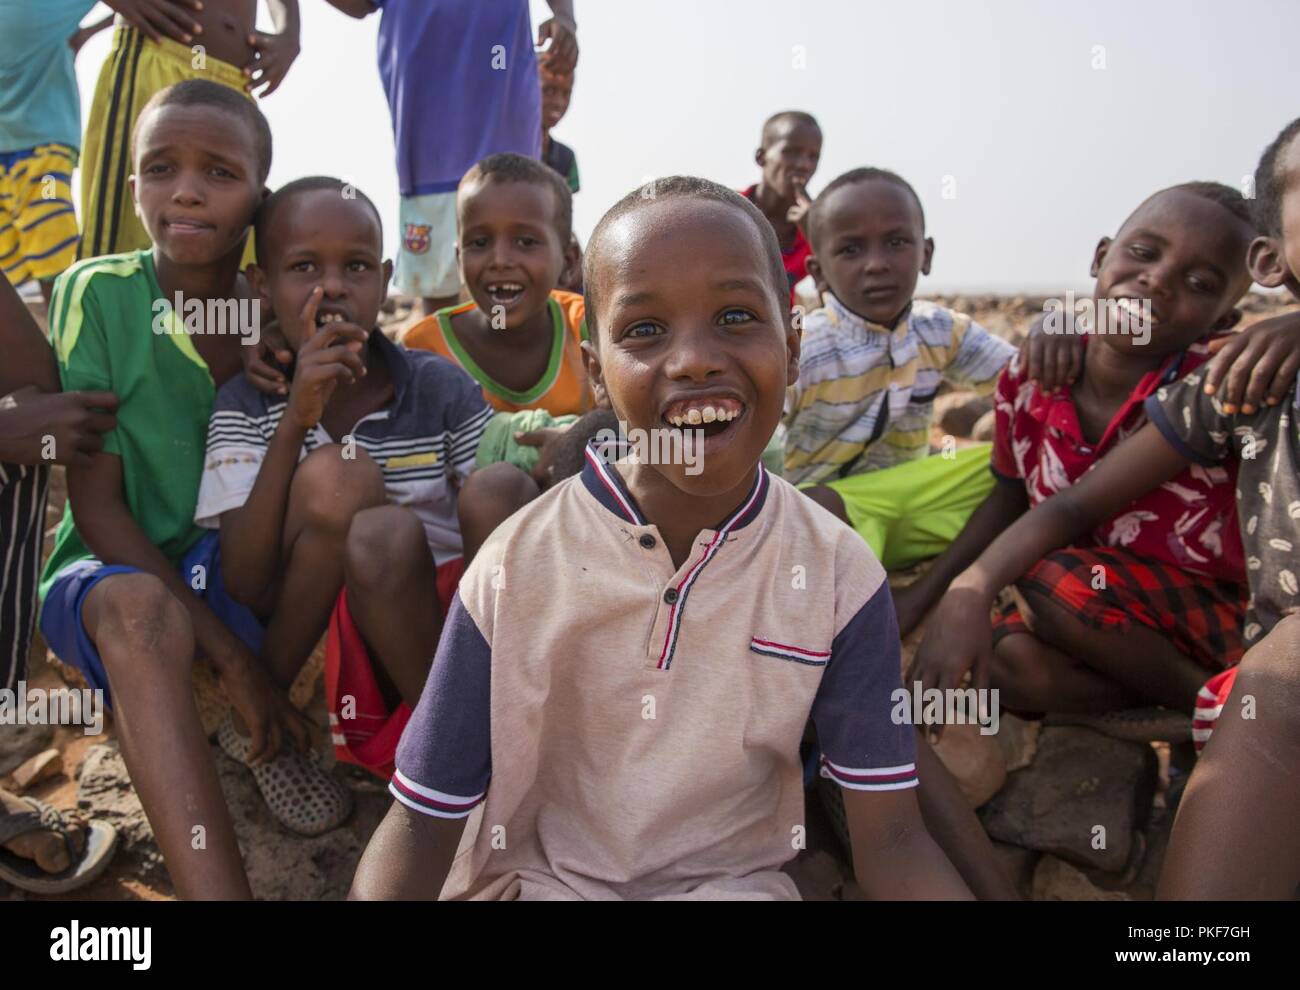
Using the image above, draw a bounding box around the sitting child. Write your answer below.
[37,80,287,900]
[196,177,491,785]
[742,111,823,302]
[402,152,588,417]
[910,181,1297,731]
[350,177,972,901]
[788,167,1081,632]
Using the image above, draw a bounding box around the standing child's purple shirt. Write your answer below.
[375,0,542,197]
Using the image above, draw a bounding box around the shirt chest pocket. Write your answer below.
[748,636,831,667]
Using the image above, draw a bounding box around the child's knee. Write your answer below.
[88,573,193,673]
[990,633,1054,697]
[1015,587,1084,651]
[1235,614,1300,701]
[290,444,386,532]
[458,463,539,529]
[344,505,427,591]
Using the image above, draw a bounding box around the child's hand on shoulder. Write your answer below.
[241,317,293,396]
[0,386,118,466]
[285,287,368,430]
[1202,309,1300,414]
[1018,312,1083,394]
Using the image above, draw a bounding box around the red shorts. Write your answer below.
[991,546,1248,672]
[325,556,464,779]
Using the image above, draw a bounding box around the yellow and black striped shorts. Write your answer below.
[0,143,80,284]
[79,23,254,264]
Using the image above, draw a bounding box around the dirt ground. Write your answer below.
[5,290,1292,902]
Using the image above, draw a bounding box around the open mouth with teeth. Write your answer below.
[663,397,746,438]
[316,311,348,328]
[485,282,526,306]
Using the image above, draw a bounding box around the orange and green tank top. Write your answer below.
[402,290,592,416]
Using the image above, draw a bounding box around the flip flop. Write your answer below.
[217,714,352,836]
[0,797,119,895]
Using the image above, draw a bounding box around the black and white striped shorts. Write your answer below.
[1,461,50,691]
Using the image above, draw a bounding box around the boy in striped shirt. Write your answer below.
[196,177,490,783]
[351,177,972,901]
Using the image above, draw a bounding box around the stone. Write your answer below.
[0,722,55,779]
[5,748,62,792]
[978,726,1157,872]
[76,740,392,900]
[995,713,1040,772]
[932,721,1007,808]
[1032,855,1132,900]
[934,391,994,439]
[970,409,997,442]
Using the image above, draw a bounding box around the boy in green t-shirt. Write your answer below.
[37,79,344,900]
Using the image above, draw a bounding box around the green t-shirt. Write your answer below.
[39,250,216,602]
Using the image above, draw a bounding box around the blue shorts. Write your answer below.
[39,531,264,710]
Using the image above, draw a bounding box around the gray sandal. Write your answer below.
[0,797,118,895]
[217,714,352,836]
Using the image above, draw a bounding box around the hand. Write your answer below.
[537,16,578,75]
[1019,312,1083,394]
[285,288,368,430]
[906,586,995,741]
[0,387,118,466]
[241,317,293,396]
[786,179,813,230]
[1203,310,1300,414]
[516,425,567,487]
[244,28,300,98]
[103,0,203,44]
[216,646,313,765]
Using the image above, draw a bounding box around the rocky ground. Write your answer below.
[4,291,1292,902]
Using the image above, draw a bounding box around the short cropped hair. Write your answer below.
[460,152,573,242]
[761,110,821,149]
[806,167,925,248]
[582,177,788,345]
[254,176,383,265]
[134,78,272,182]
[1122,181,1258,238]
[1253,117,1300,238]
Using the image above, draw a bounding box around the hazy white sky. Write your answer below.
[75,0,1299,293]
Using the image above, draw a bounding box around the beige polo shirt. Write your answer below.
[390,442,916,900]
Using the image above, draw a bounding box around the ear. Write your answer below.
[754,147,766,170]
[246,262,269,302]
[560,235,581,288]
[381,258,394,295]
[580,338,610,410]
[920,237,935,277]
[1247,235,1290,289]
[1090,237,1112,278]
[806,254,829,296]
[1211,307,1244,332]
[785,310,803,388]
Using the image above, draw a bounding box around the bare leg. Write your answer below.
[1159,615,1300,899]
[456,462,539,564]
[914,730,1020,899]
[420,294,460,318]
[1017,587,1209,712]
[343,504,441,709]
[82,572,250,899]
[260,445,385,689]
[991,631,1142,714]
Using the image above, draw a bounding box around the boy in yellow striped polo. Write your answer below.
[78,2,300,263]
[787,169,1023,575]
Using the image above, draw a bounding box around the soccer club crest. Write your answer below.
[404,222,432,255]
